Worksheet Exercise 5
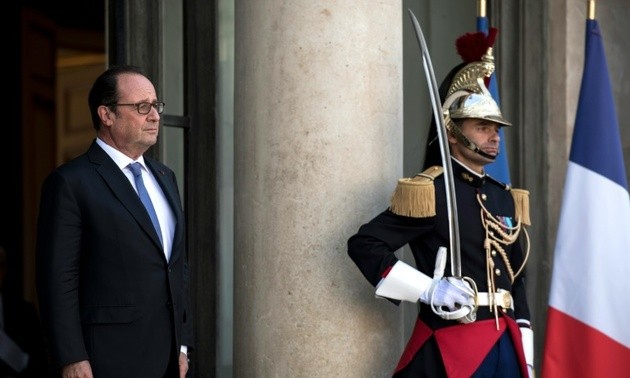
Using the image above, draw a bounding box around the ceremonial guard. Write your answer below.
[347,22,534,378]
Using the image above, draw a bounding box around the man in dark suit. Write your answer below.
[36,65,193,378]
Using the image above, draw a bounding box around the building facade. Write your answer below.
[7,0,629,376]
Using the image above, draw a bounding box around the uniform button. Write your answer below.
[491,250,497,257]
[495,269,501,276]
[481,194,487,201]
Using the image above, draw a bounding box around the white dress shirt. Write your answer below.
[96,138,175,261]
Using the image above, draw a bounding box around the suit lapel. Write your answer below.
[87,142,164,251]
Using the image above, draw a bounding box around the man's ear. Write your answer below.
[98,105,114,126]
[447,131,458,144]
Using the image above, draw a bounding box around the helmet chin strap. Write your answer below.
[449,124,497,162]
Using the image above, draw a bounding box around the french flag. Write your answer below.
[541,18,630,377]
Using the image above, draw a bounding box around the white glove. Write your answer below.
[374,248,477,323]
[520,326,534,377]
[375,247,474,310]
[425,276,475,311]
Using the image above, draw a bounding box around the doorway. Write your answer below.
[9,2,221,376]
[9,2,105,305]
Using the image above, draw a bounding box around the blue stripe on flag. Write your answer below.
[569,20,628,190]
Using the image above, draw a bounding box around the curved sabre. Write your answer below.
[407,9,462,277]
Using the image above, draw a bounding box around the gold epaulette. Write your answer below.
[510,188,531,226]
[389,166,443,218]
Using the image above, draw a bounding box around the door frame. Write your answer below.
[107,0,219,375]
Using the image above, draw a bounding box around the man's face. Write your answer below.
[101,73,161,159]
[449,118,501,171]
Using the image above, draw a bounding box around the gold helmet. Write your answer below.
[443,29,511,130]
[446,92,511,127]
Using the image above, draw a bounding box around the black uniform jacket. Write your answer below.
[348,159,531,329]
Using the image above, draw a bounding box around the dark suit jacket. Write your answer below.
[35,140,193,378]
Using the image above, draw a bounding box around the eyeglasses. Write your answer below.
[112,102,165,115]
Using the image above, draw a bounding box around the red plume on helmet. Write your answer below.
[455,27,498,87]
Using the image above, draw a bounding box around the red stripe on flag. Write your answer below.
[542,307,630,377]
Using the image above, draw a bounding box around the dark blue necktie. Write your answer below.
[129,162,163,245]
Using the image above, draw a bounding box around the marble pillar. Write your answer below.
[233,1,404,376]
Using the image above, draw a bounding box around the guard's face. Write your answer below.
[449,118,500,172]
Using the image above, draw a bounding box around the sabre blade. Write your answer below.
[407,9,462,277]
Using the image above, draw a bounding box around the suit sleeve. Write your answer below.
[164,166,194,352]
[35,171,88,367]
[180,238,194,351]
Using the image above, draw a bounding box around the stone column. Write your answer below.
[233,1,404,376]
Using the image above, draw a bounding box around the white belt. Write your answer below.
[476,289,513,310]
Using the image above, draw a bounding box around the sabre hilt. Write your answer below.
[429,247,478,323]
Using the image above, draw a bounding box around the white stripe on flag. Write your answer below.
[549,161,630,348]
